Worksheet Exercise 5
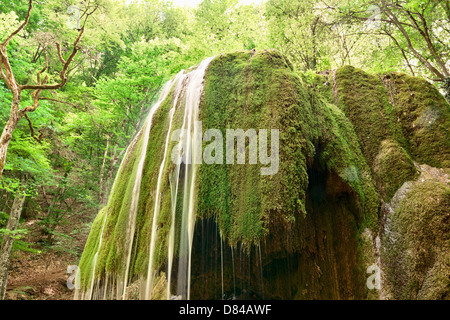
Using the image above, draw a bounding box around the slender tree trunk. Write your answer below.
[0,99,22,179]
[0,191,26,300]
[379,0,446,80]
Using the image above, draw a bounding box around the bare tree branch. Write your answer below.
[379,0,445,80]
[55,42,66,65]
[1,0,33,47]
[19,26,85,91]
[36,49,48,84]
[24,114,43,144]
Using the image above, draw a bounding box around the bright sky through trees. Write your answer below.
[126,0,265,6]
[175,0,265,5]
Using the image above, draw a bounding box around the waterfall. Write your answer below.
[121,79,175,299]
[145,71,186,299]
[76,79,174,300]
[141,57,213,299]
[167,148,180,299]
[79,57,213,300]
[258,243,264,299]
[171,57,214,299]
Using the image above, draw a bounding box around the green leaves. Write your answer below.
[6,131,53,177]
[0,227,28,240]
[266,0,331,71]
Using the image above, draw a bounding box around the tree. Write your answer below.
[326,0,450,82]
[266,0,330,71]
[0,186,26,299]
[0,0,98,300]
[192,0,268,55]
[0,0,98,180]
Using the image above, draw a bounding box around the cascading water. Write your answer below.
[145,70,185,299]
[169,57,214,299]
[146,57,213,299]
[74,49,427,301]
[76,79,174,301]
[122,79,175,299]
[76,57,213,300]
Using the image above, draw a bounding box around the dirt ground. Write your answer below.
[4,208,95,300]
[6,250,75,300]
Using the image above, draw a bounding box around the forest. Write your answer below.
[0,0,449,301]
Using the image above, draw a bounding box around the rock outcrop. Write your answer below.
[77,50,450,300]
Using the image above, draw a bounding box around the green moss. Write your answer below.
[198,50,312,247]
[199,51,379,249]
[383,180,450,299]
[150,272,168,300]
[132,88,180,277]
[78,207,107,289]
[373,139,418,201]
[332,66,448,206]
[77,126,147,289]
[335,66,407,168]
[77,84,178,289]
[78,50,450,298]
[382,72,450,168]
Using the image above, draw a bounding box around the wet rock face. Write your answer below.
[189,163,365,300]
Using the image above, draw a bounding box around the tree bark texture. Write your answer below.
[0,192,26,300]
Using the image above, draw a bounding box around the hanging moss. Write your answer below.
[77,84,178,289]
[92,125,148,279]
[198,51,379,249]
[77,207,107,289]
[198,50,296,248]
[132,91,178,277]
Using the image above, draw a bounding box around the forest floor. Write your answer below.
[4,205,95,300]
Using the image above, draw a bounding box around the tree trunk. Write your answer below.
[0,191,26,300]
[379,0,446,80]
[0,100,22,179]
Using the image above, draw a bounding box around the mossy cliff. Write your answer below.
[77,50,450,300]
[382,167,450,299]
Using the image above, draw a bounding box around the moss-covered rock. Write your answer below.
[382,72,450,168]
[334,66,406,167]
[383,178,450,299]
[199,51,378,250]
[77,50,449,300]
[373,139,418,201]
